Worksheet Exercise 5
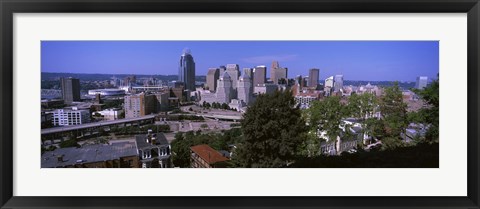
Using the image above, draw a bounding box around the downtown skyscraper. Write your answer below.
[308,68,319,88]
[178,48,196,91]
[60,77,81,104]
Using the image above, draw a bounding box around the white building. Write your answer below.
[52,109,90,126]
[295,95,318,109]
[229,99,247,112]
[324,76,334,96]
[334,75,344,92]
[94,108,123,121]
[216,72,233,104]
[237,73,252,105]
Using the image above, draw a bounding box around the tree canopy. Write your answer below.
[233,90,307,168]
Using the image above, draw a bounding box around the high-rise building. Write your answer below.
[178,48,196,91]
[60,77,81,104]
[308,68,320,88]
[253,65,267,87]
[243,68,254,94]
[415,76,428,89]
[295,75,303,88]
[270,61,280,82]
[154,92,170,112]
[219,65,227,75]
[324,76,334,96]
[272,67,288,84]
[334,75,344,92]
[124,93,156,118]
[216,72,233,104]
[243,68,253,81]
[206,68,220,92]
[237,73,252,105]
[270,61,288,84]
[226,64,240,88]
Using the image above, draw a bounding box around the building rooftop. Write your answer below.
[135,132,169,150]
[41,142,137,168]
[220,71,231,80]
[191,144,228,165]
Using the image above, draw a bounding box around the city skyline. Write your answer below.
[41,41,439,82]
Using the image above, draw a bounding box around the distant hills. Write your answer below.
[41,72,415,90]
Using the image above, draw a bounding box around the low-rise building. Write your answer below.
[51,108,91,126]
[94,108,124,121]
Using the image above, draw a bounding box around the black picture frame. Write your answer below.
[1,0,479,208]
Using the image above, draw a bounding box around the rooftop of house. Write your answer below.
[190,144,229,165]
[135,132,169,150]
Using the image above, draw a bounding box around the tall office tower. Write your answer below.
[216,72,233,104]
[295,75,303,88]
[60,77,81,104]
[271,60,280,70]
[253,65,267,87]
[206,68,220,92]
[415,76,428,89]
[303,76,309,87]
[178,48,196,91]
[270,61,280,82]
[334,75,344,92]
[324,76,334,96]
[219,65,227,75]
[243,68,253,81]
[243,68,254,94]
[124,93,156,118]
[272,67,288,84]
[308,68,320,88]
[237,73,252,105]
[226,64,240,88]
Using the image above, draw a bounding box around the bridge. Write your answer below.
[41,115,155,142]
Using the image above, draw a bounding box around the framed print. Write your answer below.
[1,0,479,208]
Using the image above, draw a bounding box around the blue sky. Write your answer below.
[41,41,439,82]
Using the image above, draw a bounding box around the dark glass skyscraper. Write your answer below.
[178,48,196,91]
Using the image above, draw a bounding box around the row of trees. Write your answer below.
[231,77,439,167]
[202,101,231,110]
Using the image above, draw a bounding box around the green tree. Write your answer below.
[347,93,378,120]
[170,132,193,168]
[412,75,439,142]
[221,103,229,110]
[233,90,307,167]
[308,96,345,141]
[379,82,407,146]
